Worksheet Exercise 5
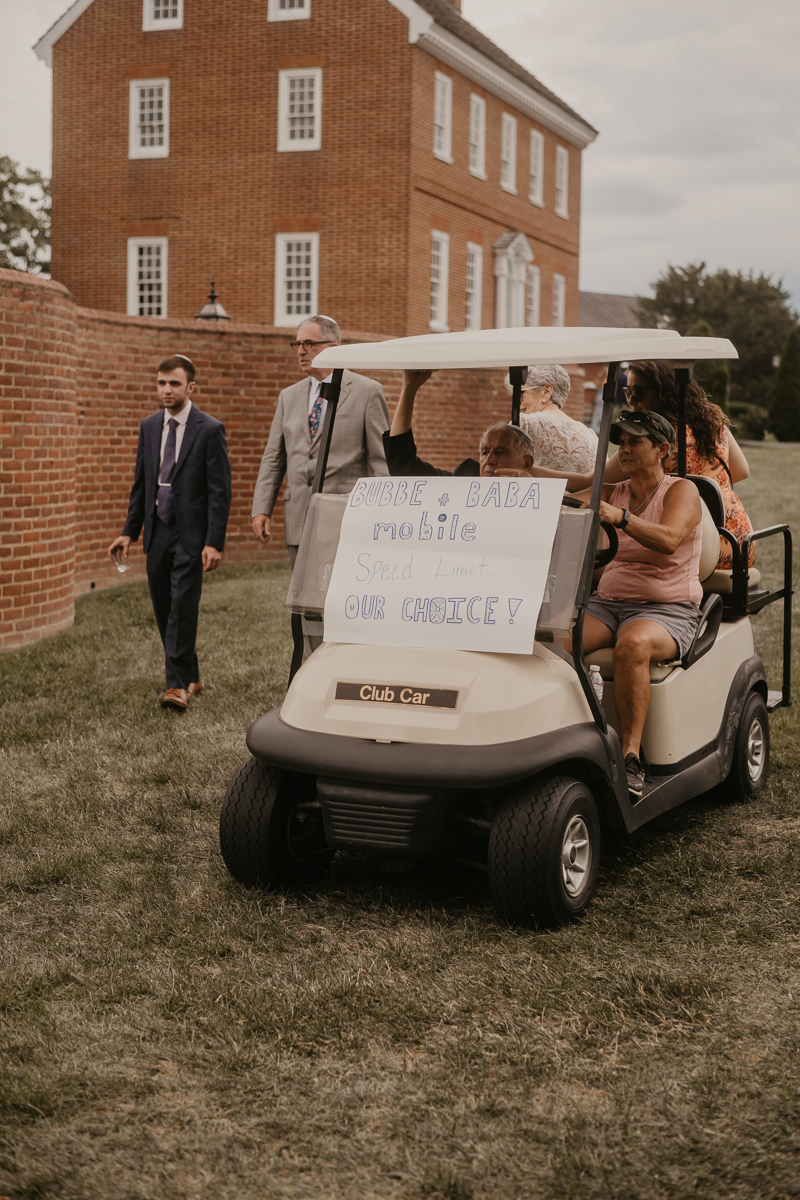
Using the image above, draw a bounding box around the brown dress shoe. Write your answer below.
[161,687,190,711]
[187,681,203,696]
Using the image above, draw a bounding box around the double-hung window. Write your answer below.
[142,0,182,30]
[526,264,541,327]
[555,146,570,218]
[465,243,483,331]
[433,72,453,163]
[127,238,168,317]
[500,113,517,194]
[468,94,486,178]
[430,230,450,332]
[277,69,322,151]
[552,273,566,327]
[268,0,310,18]
[274,233,319,327]
[129,79,170,158]
[529,130,544,206]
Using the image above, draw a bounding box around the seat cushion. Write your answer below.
[584,647,679,682]
[702,567,761,595]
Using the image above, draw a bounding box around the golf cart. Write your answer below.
[220,328,792,927]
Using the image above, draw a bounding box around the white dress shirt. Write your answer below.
[158,399,193,483]
[307,374,333,429]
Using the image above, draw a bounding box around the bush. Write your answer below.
[729,402,769,442]
[768,326,800,442]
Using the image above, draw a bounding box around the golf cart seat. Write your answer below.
[685,474,762,595]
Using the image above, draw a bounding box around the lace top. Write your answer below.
[520,411,598,474]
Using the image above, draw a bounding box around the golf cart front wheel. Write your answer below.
[488,774,600,928]
[728,691,769,801]
[220,757,333,887]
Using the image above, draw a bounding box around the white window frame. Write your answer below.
[274,233,319,327]
[529,130,544,207]
[127,238,168,318]
[277,68,322,152]
[465,242,483,331]
[526,264,541,327]
[268,0,310,19]
[500,113,517,194]
[129,78,170,159]
[429,230,450,333]
[468,94,486,179]
[142,0,183,31]
[555,145,570,218]
[433,72,453,164]
[552,272,566,327]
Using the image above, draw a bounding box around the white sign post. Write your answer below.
[324,476,566,655]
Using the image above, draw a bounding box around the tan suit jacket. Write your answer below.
[252,369,389,545]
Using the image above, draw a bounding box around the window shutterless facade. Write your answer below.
[274,233,319,327]
[552,273,566,326]
[277,68,322,151]
[433,72,453,163]
[142,0,182,30]
[268,0,310,18]
[526,264,541,327]
[529,130,544,206]
[468,94,486,179]
[127,238,168,317]
[555,145,570,218]
[129,79,170,159]
[429,230,450,332]
[465,243,483,331]
[500,113,517,194]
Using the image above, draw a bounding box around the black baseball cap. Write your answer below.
[610,408,676,449]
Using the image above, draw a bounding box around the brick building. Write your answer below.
[35,0,597,337]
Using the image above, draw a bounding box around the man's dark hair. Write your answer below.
[157,354,196,383]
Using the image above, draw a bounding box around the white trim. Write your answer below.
[277,68,322,152]
[468,93,486,179]
[127,238,168,318]
[465,242,483,331]
[384,0,434,44]
[552,273,566,327]
[34,0,95,66]
[268,0,311,20]
[526,264,541,327]
[555,145,569,218]
[129,78,170,159]
[433,71,453,163]
[429,229,450,332]
[493,232,533,330]
[500,113,517,194]
[142,0,183,32]
[274,233,319,327]
[528,129,544,207]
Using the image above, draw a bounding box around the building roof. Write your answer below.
[579,292,641,329]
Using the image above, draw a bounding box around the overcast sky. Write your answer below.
[3,0,799,310]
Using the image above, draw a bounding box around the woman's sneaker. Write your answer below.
[625,753,646,800]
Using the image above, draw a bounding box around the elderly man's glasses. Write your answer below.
[290,339,334,351]
[622,385,649,403]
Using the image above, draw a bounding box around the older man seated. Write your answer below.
[383,370,535,478]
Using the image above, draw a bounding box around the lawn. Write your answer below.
[1,445,799,1200]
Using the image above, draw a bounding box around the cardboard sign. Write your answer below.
[324,476,566,654]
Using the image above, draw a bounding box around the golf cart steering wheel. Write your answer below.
[561,495,583,509]
[595,522,618,569]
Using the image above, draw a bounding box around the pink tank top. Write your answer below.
[598,476,702,606]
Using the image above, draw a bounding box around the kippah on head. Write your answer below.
[157,354,196,382]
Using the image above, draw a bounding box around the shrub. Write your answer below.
[729,402,769,442]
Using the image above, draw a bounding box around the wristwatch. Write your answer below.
[618,508,631,530]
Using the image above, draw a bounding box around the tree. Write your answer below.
[638,262,797,408]
[685,318,730,412]
[0,157,51,274]
[768,326,800,442]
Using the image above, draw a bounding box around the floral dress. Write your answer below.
[680,428,754,569]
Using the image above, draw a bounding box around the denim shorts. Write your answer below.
[585,597,701,658]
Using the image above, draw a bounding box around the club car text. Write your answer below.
[335,682,459,709]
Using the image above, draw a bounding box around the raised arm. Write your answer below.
[389,370,434,436]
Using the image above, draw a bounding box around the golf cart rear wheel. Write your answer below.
[488,774,600,928]
[728,691,769,801]
[220,757,333,887]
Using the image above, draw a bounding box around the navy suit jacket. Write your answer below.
[122,404,232,558]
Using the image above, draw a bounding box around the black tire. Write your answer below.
[488,774,601,928]
[727,691,769,802]
[220,757,334,887]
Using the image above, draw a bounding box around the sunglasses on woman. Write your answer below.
[622,385,650,404]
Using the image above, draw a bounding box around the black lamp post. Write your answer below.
[195,280,231,321]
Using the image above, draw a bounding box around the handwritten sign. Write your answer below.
[324,476,566,654]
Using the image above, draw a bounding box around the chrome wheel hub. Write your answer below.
[747,720,765,783]
[561,815,591,897]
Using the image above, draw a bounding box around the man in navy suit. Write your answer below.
[108,355,232,711]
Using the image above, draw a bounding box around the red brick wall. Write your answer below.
[0,270,77,649]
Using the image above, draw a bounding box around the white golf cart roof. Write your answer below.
[314,327,738,371]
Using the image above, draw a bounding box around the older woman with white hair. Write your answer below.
[506,364,598,473]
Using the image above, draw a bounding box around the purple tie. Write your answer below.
[157,418,178,523]
[309,386,323,440]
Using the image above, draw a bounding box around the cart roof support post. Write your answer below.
[508,366,527,427]
[675,365,692,478]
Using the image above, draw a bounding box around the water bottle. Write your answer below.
[589,664,604,703]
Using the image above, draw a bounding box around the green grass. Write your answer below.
[1,449,799,1200]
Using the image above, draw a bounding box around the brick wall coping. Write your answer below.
[0,267,74,299]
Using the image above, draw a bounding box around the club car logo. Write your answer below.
[335,682,459,710]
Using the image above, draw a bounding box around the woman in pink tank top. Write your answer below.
[566,409,703,801]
